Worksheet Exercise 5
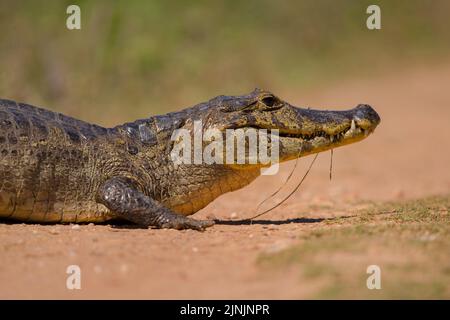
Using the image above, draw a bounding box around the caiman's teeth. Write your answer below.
[351,119,356,131]
[364,129,369,136]
[330,135,334,142]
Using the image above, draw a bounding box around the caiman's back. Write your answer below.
[0,99,114,223]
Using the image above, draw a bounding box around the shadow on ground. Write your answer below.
[214,215,358,226]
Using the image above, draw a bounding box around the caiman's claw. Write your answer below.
[160,216,215,231]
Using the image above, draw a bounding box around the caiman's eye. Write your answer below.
[260,95,283,110]
[261,96,276,107]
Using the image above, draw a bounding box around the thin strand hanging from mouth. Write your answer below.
[253,143,304,213]
[329,149,333,181]
[246,152,319,221]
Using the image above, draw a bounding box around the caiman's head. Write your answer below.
[189,88,380,167]
[159,89,380,215]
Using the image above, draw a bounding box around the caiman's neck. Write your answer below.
[115,110,193,146]
[166,165,261,215]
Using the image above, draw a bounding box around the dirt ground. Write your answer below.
[1,62,449,299]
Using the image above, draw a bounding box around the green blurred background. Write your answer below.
[0,0,448,126]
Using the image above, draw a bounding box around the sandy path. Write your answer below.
[0,62,449,299]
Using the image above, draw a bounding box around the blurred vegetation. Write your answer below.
[0,0,449,125]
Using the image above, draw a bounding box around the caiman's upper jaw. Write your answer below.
[232,103,379,144]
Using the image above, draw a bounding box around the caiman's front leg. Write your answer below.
[96,177,214,231]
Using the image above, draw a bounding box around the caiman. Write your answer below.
[0,89,380,230]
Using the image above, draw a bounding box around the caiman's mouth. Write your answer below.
[235,118,374,146]
[276,118,374,144]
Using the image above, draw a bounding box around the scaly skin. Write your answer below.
[0,89,380,230]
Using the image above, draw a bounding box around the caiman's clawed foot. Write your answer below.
[97,177,215,231]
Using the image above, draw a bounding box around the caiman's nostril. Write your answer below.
[354,104,381,126]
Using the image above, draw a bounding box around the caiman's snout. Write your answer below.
[352,104,381,131]
[276,102,381,161]
[286,102,381,138]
